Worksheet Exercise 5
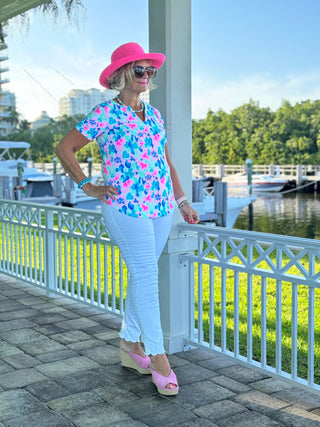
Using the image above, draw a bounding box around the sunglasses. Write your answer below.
[133,65,157,79]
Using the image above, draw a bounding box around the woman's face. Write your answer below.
[125,59,151,93]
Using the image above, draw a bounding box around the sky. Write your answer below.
[4,0,320,122]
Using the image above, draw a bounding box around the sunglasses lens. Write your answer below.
[133,66,157,79]
[146,66,157,78]
[134,66,145,78]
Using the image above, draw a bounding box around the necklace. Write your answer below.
[116,96,144,113]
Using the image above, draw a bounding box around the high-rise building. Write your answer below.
[59,88,150,118]
[59,88,115,117]
[0,39,16,136]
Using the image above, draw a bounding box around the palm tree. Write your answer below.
[0,0,85,41]
[5,106,20,128]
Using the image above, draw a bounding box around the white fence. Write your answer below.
[34,162,102,176]
[179,223,320,391]
[0,200,126,316]
[192,164,320,179]
[1,199,320,391]
[34,162,320,179]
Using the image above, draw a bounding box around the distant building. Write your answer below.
[59,88,115,117]
[59,88,150,118]
[31,111,51,130]
[0,40,16,136]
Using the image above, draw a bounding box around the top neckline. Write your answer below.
[111,98,147,124]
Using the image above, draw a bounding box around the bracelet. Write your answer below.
[78,177,90,190]
[176,196,187,205]
[178,200,189,209]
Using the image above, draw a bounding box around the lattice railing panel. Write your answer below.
[180,223,320,391]
[0,200,126,315]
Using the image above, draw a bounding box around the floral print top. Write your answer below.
[75,99,175,218]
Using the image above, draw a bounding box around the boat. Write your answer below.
[222,172,288,192]
[0,141,102,208]
[0,141,61,204]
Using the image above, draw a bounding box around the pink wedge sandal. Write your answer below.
[151,368,179,395]
[120,349,151,374]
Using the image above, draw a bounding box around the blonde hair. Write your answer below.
[107,62,157,92]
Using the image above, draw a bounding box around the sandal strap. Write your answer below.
[151,369,178,389]
[126,351,151,370]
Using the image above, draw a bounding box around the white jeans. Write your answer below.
[101,204,174,355]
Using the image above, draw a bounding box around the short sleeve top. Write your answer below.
[75,99,175,218]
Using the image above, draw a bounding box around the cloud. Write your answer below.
[192,71,320,119]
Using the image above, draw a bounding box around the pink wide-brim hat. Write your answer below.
[99,42,166,89]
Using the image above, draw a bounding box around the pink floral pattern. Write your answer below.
[75,99,175,218]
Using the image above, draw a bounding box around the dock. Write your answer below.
[193,164,320,192]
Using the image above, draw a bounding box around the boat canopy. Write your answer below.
[0,141,30,149]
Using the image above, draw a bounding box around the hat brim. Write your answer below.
[99,52,165,88]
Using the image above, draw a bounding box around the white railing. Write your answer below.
[179,223,320,391]
[34,162,320,180]
[192,164,320,178]
[0,200,126,316]
[1,199,320,391]
[34,162,102,176]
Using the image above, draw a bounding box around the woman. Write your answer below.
[55,42,199,396]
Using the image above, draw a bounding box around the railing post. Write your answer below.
[192,179,204,203]
[64,176,76,206]
[158,232,197,354]
[246,159,253,195]
[149,0,194,353]
[0,176,11,199]
[87,157,93,178]
[296,165,303,186]
[53,157,57,175]
[214,181,228,227]
[45,209,56,297]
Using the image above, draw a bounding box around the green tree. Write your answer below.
[193,99,320,166]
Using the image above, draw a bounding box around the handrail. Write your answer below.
[179,222,320,391]
[0,199,126,315]
[1,198,320,392]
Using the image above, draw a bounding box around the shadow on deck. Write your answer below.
[0,274,320,426]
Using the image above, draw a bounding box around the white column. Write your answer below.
[149,0,196,353]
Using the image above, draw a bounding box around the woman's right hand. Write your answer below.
[82,183,119,201]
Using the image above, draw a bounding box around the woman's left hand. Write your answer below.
[179,203,200,224]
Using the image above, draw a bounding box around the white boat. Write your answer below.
[0,141,61,204]
[0,141,102,208]
[222,172,288,192]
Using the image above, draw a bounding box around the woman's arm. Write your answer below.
[165,144,199,224]
[55,128,118,201]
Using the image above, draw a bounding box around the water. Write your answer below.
[234,192,320,240]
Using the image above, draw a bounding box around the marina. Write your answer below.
[0,142,101,209]
[3,155,320,231]
[193,164,320,192]
[1,0,320,425]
